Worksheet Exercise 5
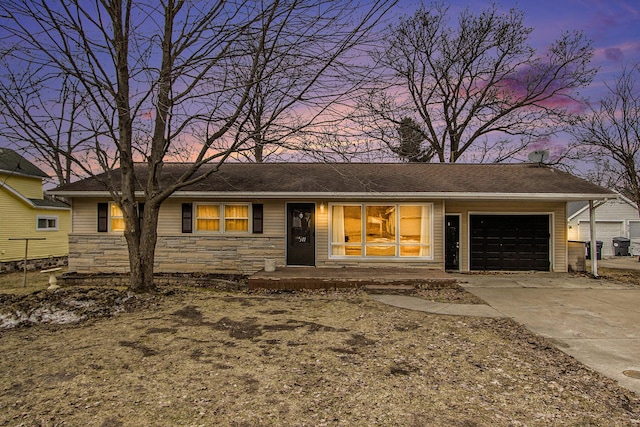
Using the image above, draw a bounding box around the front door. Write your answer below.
[445,215,460,271]
[287,203,315,266]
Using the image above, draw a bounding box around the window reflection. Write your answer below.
[331,203,432,258]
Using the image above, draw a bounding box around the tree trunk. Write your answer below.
[125,201,160,293]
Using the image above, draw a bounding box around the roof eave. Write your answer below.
[1,182,37,207]
[48,190,615,201]
[0,169,48,179]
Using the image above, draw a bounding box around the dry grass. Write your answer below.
[596,267,640,286]
[1,285,639,426]
[0,268,67,295]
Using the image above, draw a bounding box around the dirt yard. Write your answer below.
[1,279,639,426]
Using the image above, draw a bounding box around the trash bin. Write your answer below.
[612,237,631,256]
[586,240,603,260]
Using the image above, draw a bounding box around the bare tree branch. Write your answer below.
[570,63,640,214]
[0,0,396,292]
[356,1,596,163]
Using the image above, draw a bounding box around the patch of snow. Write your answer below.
[65,299,97,308]
[1,306,85,329]
[28,306,85,325]
[0,311,29,329]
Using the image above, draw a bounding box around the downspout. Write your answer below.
[589,200,598,278]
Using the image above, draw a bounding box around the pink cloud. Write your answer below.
[479,63,589,115]
[604,47,624,63]
[594,41,640,64]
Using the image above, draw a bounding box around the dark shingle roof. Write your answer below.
[51,162,614,198]
[30,197,69,208]
[568,201,589,217]
[0,148,48,178]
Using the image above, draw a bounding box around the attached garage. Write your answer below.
[470,215,550,271]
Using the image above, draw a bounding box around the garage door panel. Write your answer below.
[471,215,550,271]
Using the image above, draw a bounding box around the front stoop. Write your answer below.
[247,267,456,291]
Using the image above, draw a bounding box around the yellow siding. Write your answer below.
[0,187,70,262]
[445,200,567,272]
[0,172,43,199]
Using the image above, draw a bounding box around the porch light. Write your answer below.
[320,202,325,213]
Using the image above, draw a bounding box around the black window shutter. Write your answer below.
[97,203,108,232]
[253,204,263,234]
[182,203,193,233]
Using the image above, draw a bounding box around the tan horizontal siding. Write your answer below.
[264,201,285,236]
[71,198,101,234]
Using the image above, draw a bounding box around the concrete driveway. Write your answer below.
[455,272,640,395]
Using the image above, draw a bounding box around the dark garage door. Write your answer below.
[471,215,550,271]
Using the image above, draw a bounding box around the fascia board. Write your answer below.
[35,205,71,211]
[50,190,615,202]
[0,169,48,179]
[0,182,37,207]
[171,191,616,201]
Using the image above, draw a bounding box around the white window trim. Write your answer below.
[194,202,251,234]
[36,215,59,231]
[329,202,434,260]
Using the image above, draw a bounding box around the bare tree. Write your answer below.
[0,63,91,186]
[358,1,596,163]
[219,1,396,163]
[0,0,394,292]
[571,64,640,213]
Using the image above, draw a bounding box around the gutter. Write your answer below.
[47,190,615,202]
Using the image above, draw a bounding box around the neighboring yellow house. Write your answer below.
[0,148,70,271]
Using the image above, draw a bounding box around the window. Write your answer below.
[194,203,250,233]
[110,203,125,231]
[196,204,220,231]
[98,202,144,232]
[225,204,249,231]
[37,216,59,231]
[330,203,432,258]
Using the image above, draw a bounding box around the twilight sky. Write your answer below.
[396,0,640,98]
[385,0,640,163]
[3,0,639,178]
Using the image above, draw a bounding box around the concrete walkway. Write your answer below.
[371,271,640,395]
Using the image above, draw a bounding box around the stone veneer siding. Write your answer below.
[68,234,286,275]
[0,256,68,274]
